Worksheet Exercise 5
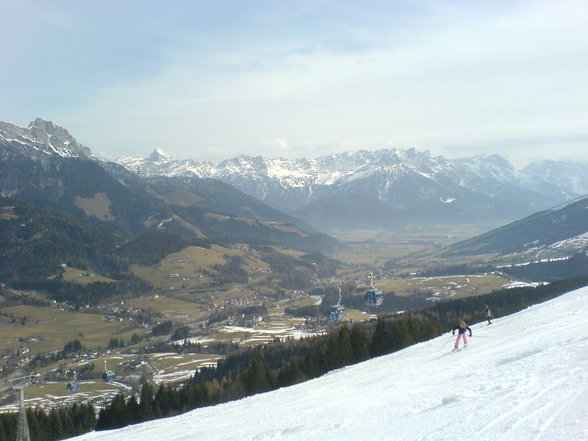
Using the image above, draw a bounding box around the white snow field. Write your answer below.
[73,287,588,441]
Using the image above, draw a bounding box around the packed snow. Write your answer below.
[72,288,588,441]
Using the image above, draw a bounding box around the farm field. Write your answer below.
[60,266,116,284]
[128,295,209,320]
[131,244,270,290]
[332,224,497,273]
[0,305,136,357]
[370,274,509,299]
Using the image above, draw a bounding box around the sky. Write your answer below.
[71,287,588,441]
[1,0,587,166]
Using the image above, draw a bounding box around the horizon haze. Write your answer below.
[1,0,587,166]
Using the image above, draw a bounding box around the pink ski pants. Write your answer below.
[454,333,468,349]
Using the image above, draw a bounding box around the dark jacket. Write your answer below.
[453,324,472,336]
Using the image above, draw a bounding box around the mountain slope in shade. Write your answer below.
[72,287,588,441]
[0,197,122,281]
[442,195,588,257]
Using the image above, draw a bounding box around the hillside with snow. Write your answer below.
[73,288,588,441]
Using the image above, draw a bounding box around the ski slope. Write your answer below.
[73,288,588,441]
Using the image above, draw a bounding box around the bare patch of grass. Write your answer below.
[366,275,508,299]
[0,305,136,354]
[61,266,116,284]
[131,244,270,290]
[74,192,114,221]
[129,295,208,319]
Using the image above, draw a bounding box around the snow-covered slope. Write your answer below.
[73,287,588,441]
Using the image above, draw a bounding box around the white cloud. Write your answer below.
[55,0,588,164]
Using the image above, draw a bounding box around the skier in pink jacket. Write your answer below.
[452,320,472,351]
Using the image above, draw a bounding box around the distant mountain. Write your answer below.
[0,119,339,254]
[118,148,580,231]
[0,118,93,160]
[523,160,588,196]
[440,195,588,258]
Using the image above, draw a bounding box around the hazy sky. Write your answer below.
[1,0,587,166]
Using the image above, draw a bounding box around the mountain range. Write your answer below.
[3,117,588,277]
[0,119,340,283]
[117,147,587,232]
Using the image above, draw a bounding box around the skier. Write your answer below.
[452,320,472,351]
[484,304,493,325]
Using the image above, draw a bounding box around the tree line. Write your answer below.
[0,403,95,441]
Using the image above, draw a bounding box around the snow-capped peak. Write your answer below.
[115,147,577,221]
[0,118,93,159]
[148,148,172,163]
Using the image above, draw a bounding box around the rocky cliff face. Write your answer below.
[0,118,94,160]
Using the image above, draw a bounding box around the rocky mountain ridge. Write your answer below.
[0,118,93,160]
[2,117,585,235]
[117,147,584,231]
[0,119,338,254]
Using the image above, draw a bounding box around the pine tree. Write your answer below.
[69,403,81,435]
[25,408,42,441]
[389,317,417,351]
[59,407,76,439]
[241,359,276,395]
[192,383,212,408]
[48,407,65,440]
[81,402,97,433]
[154,383,176,417]
[370,318,392,356]
[204,379,222,405]
[325,326,354,369]
[302,348,323,379]
[96,393,127,430]
[350,324,370,362]
[138,382,155,422]
[0,417,6,441]
[277,358,308,387]
[126,394,141,424]
[79,402,96,433]
[96,408,107,431]
[34,407,50,440]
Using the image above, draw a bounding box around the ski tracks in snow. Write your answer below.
[71,288,588,441]
[474,375,566,438]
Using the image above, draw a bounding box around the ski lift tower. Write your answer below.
[9,375,33,441]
